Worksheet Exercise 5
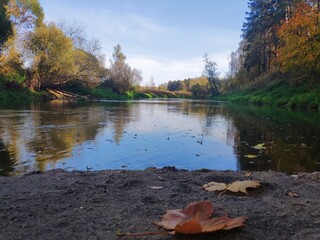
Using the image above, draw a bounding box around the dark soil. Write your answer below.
[1,167,320,240]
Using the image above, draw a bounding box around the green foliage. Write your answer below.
[203,54,219,95]
[0,74,42,102]
[226,0,320,98]
[73,48,106,87]
[191,83,210,99]
[28,22,76,89]
[0,0,12,47]
[6,0,44,27]
[108,44,142,94]
[64,84,124,100]
[161,76,210,99]
[241,0,288,78]
[4,72,25,84]
[167,80,185,91]
[218,80,320,110]
[277,2,320,83]
[1,0,145,99]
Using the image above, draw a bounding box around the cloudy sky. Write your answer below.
[39,0,248,85]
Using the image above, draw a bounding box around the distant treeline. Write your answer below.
[158,76,213,99]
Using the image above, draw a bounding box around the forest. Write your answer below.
[225,0,320,90]
[161,0,320,108]
[1,0,320,105]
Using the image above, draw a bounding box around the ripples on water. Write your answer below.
[0,99,320,176]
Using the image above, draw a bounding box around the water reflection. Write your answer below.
[228,104,320,173]
[0,100,319,176]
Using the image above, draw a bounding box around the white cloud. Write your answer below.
[127,56,202,85]
[127,52,230,86]
[71,9,168,41]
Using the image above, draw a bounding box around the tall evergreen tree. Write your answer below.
[241,0,290,78]
[0,0,13,49]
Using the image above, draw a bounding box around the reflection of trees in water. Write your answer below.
[0,140,13,176]
[173,101,238,146]
[0,101,138,175]
[29,102,108,171]
[105,102,135,145]
[227,105,320,173]
[2,100,318,175]
[0,109,36,175]
[0,102,108,174]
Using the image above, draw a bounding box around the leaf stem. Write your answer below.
[116,230,174,237]
[218,189,227,197]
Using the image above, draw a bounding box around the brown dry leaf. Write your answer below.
[244,171,252,177]
[203,180,260,195]
[154,201,245,234]
[203,182,227,192]
[286,191,300,197]
[227,180,260,194]
[154,201,213,230]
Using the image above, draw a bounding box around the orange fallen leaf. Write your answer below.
[117,201,245,237]
[154,201,245,234]
[286,191,299,197]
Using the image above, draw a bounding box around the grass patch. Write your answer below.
[0,76,44,103]
[135,88,192,99]
[218,80,320,110]
[68,86,192,100]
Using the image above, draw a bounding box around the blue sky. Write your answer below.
[39,0,248,85]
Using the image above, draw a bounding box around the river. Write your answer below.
[0,99,319,176]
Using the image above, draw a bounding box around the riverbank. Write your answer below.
[0,81,191,102]
[67,86,191,100]
[217,81,320,110]
[1,168,319,239]
[0,79,45,103]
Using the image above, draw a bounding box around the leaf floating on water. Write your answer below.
[148,186,164,190]
[253,143,266,150]
[244,154,258,159]
[203,180,260,195]
[300,143,307,148]
[227,180,260,194]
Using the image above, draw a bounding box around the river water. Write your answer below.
[0,99,319,176]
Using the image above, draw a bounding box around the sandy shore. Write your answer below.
[1,167,320,240]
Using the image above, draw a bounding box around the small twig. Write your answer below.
[218,190,228,197]
[116,230,174,237]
